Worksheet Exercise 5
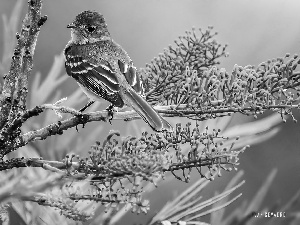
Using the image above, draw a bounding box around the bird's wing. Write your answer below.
[118,60,144,97]
[65,50,124,107]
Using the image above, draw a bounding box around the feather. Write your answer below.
[65,53,124,107]
[118,60,144,96]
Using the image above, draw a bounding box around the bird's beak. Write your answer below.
[67,23,76,28]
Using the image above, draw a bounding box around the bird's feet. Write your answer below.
[75,113,89,132]
[106,104,116,124]
[74,101,95,132]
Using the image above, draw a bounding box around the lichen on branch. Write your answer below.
[0,0,47,158]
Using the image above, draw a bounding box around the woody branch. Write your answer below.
[0,0,46,157]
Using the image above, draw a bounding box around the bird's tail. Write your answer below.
[125,89,173,132]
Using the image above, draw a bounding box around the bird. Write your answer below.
[64,10,173,132]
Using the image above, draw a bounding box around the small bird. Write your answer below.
[64,11,172,132]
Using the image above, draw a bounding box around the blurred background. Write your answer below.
[1,0,300,224]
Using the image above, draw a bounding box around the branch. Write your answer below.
[8,98,293,151]
[0,0,46,125]
[20,193,93,221]
[0,0,47,158]
[0,157,77,171]
[3,124,244,184]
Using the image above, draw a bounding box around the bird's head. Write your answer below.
[67,11,111,44]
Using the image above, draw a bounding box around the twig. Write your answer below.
[8,101,292,150]
[0,157,77,171]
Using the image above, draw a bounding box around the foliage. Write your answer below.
[142,28,300,121]
[141,26,228,106]
[0,1,299,225]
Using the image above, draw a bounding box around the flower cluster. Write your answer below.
[56,123,244,214]
[140,27,228,106]
[141,27,300,122]
[29,194,93,221]
[179,54,300,121]
[76,124,242,182]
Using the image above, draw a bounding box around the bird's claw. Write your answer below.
[106,105,115,124]
[75,114,89,132]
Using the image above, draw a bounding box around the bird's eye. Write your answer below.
[86,25,96,33]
